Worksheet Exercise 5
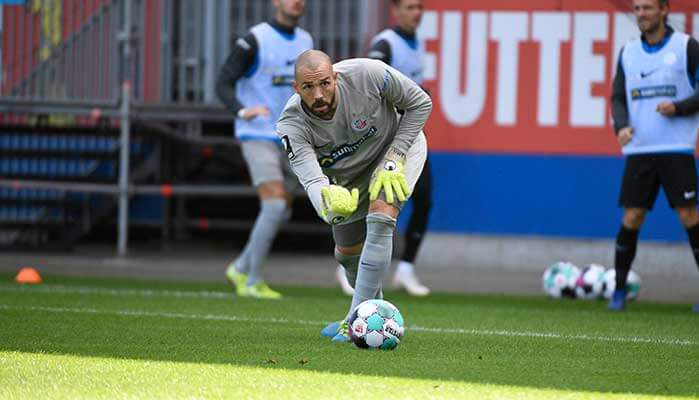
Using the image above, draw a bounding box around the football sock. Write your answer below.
[236,199,289,286]
[335,248,360,288]
[614,225,639,290]
[685,223,699,268]
[346,212,396,320]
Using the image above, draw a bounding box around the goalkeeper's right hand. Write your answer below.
[320,185,359,225]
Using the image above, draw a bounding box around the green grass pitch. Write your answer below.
[0,273,697,399]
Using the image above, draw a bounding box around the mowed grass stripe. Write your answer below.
[1,303,695,347]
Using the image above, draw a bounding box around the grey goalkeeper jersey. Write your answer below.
[277,58,432,218]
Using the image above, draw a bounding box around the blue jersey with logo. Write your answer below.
[371,29,424,85]
[621,31,699,155]
[235,22,313,142]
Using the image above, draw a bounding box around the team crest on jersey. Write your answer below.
[664,52,677,66]
[351,116,369,131]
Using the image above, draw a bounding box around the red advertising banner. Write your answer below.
[418,0,699,155]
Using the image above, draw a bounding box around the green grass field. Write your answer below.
[0,273,697,399]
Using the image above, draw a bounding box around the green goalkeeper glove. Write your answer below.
[369,149,410,204]
[321,185,359,225]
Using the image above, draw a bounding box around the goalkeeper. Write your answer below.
[277,50,431,342]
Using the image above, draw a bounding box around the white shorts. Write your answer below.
[332,131,428,247]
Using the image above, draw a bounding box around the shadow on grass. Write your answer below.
[0,273,697,398]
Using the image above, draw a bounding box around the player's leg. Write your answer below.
[322,228,364,338]
[322,201,399,343]
[394,156,432,296]
[610,155,657,311]
[226,141,290,299]
[321,221,365,339]
[658,154,699,312]
[334,220,366,288]
[677,204,699,313]
[335,264,355,296]
[346,133,428,322]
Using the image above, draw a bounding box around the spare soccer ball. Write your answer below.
[574,263,607,299]
[348,299,404,350]
[602,269,641,300]
[542,262,580,298]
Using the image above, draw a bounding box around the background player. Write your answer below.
[215,0,312,299]
[278,50,431,341]
[609,0,699,311]
[335,0,431,297]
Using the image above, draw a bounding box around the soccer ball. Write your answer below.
[602,269,641,300]
[348,299,404,350]
[574,263,606,300]
[542,262,580,298]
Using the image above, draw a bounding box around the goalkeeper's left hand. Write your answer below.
[369,149,410,204]
[321,185,359,225]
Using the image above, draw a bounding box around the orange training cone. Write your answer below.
[15,267,42,284]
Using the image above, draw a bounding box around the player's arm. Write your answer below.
[215,34,267,119]
[610,48,633,146]
[367,39,392,65]
[277,124,357,224]
[371,61,432,156]
[611,48,630,134]
[672,37,699,116]
[366,61,431,203]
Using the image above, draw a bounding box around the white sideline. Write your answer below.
[0,283,234,299]
[0,303,695,347]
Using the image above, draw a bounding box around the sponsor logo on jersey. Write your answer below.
[630,85,676,100]
[317,126,378,168]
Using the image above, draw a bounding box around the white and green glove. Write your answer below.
[321,185,359,225]
[369,149,410,204]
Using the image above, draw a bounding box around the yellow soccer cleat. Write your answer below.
[225,264,249,297]
[247,281,282,300]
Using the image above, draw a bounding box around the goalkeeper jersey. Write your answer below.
[276,58,432,217]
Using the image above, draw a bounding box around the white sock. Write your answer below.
[244,199,288,286]
[396,260,415,275]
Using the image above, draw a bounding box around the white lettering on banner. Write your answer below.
[532,12,570,126]
[440,12,488,126]
[611,13,638,79]
[570,13,608,127]
[418,11,438,81]
[490,12,528,125]
[422,10,696,131]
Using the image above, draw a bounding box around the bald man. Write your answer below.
[277,50,432,342]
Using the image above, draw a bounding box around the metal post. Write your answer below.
[203,0,215,103]
[117,80,131,256]
[117,0,133,256]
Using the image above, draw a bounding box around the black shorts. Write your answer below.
[619,153,698,210]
